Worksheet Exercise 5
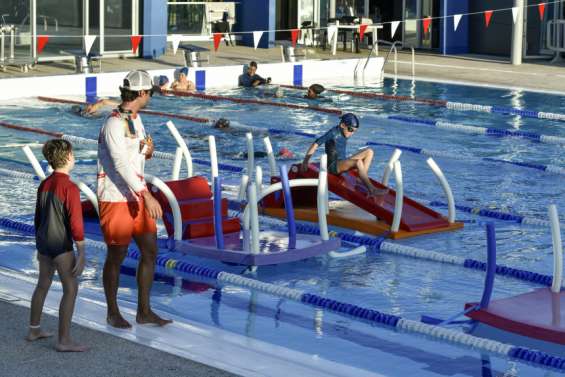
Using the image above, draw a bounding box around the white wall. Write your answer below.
[0,58,384,100]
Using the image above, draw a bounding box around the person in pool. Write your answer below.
[153,75,170,94]
[305,84,325,99]
[239,61,271,88]
[301,113,387,197]
[171,67,195,92]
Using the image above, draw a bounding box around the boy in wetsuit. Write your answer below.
[28,139,87,352]
[301,113,386,196]
[239,61,271,87]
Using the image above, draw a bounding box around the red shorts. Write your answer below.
[99,200,157,246]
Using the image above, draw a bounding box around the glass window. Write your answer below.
[0,0,32,61]
[104,0,132,52]
[36,0,83,57]
[168,3,207,35]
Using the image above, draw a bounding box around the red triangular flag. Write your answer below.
[484,10,493,28]
[359,24,368,41]
[291,29,300,48]
[213,33,222,52]
[423,17,432,34]
[37,35,49,55]
[130,35,142,54]
[538,3,546,20]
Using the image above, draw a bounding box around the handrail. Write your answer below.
[246,132,254,177]
[391,160,403,233]
[547,20,565,53]
[145,174,182,241]
[380,40,403,74]
[549,205,563,293]
[426,158,455,223]
[382,148,402,187]
[263,136,277,177]
[166,121,193,178]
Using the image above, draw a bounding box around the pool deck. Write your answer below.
[1,42,564,94]
[0,300,237,377]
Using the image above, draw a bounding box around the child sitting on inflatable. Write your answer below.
[301,113,387,197]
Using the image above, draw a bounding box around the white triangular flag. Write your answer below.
[84,35,96,55]
[171,34,182,55]
[453,14,462,31]
[390,21,400,38]
[253,31,263,50]
[511,7,519,24]
[327,25,337,44]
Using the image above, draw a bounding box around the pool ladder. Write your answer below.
[354,40,415,81]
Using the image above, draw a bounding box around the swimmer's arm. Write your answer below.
[104,119,147,194]
[84,99,118,114]
[188,80,196,90]
[302,143,318,170]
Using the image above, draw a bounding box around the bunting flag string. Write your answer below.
[390,21,400,38]
[453,14,462,31]
[484,10,493,28]
[37,36,49,55]
[538,3,546,20]
[213,33,222,51]
[423,17,432,34]
[84,35,96,55]
[253,31,263,50]
[512,7,520,24]
[359,24,368,41]
[130,35,142,54]
[291,29,300,48]
[171,34,182,55]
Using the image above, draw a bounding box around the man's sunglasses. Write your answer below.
[346,126,357,132]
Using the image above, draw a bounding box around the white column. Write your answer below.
[329,0,336,19]
[31,0,37,60]
[511,0,524,65]
[364,0,369,18]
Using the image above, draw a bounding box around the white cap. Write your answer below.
[120,70,153,91]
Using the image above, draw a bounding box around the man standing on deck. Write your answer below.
[97,70,171,328]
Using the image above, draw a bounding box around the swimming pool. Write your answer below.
[0,77,564,376]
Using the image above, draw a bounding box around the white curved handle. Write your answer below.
[166,121,193,178]
[247,184,260,254]
[263,136,277,177]
[246,133,254,177]
[550,205,563,293]
[391,160,403,233]
[146,174,182,241]
[238,174,249,201]
[382,149,401,187]
[22,145,46,180]
[426,158,455,223]
[255,165,263,197]
[209,135,219,180]
[75,180,99,215]
[171,147,182,180]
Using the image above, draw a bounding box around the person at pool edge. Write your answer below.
[170,67,195,92]
[239,61,271,87]
[28,139,87,352]
[97,70,171,328]
[301,113,387,197]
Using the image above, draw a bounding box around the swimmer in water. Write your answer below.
[74,98,119,117]
[153,75,170,94]
[171,67,196,92]
[305,84,325,99]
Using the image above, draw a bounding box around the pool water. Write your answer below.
[0,77,564,376]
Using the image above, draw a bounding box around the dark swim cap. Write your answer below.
[340,113,359,128]
[158,75,169,86]
[309,84,325,95]
[180,67,189,76]
[214,118,230,129]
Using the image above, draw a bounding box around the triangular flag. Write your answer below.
[213,33,222,51]
[423,17,432,34]
[453,14,462,31]
[484,10,493,28]
[37,35,49,55]
[291,29,300,47]
[171,34,182,55]
[511,7,519,24]
[130,35,142,54]
[359,24,368,41]
[538,3,546,21]
[327,25,337,43]
[390,21,400,38]
[84,35,96,55]
[253,31,263,50]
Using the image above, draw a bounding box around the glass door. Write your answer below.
[524,0,558,57]
[403,0,435,49]
[100,0,138,55]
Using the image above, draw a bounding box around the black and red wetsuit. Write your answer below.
[34,172,84,258]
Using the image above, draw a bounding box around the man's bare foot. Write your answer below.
[26,328,54,341]
[136,311,173,326]
[107,313,132,329]
[56,342,89,352]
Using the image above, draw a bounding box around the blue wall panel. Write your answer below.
[440,0,470,55]
[142,0,167,58]
[85,76,97,103]
[293,65,303,87]
[234,0,276,49]
[196,70,206,91]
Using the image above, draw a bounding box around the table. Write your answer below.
[330,22,383,56]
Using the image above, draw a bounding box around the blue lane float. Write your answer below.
[1,216,564,372]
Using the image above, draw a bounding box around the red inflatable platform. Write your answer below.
[465,288,565,345]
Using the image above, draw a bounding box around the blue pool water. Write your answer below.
[0,77,564,376]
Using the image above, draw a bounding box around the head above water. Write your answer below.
[247,61,258,76]
[307,84,325,99]
[339,113,360,137]
[158,75,169,87]
[214,118,230,129]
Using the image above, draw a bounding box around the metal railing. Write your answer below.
[355,39,416,79]
[547,20,565,52]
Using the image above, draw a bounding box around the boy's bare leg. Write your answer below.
[53,251,87,352]
[134,232,172,326]
[27,253,55,341]
[338,149,387,196]
[103,245,131,328]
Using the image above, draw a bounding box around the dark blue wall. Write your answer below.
[142,0,167,58]
[440,0,469,54]
[234,0,276,48]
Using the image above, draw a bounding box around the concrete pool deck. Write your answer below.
[1,42,564,94]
